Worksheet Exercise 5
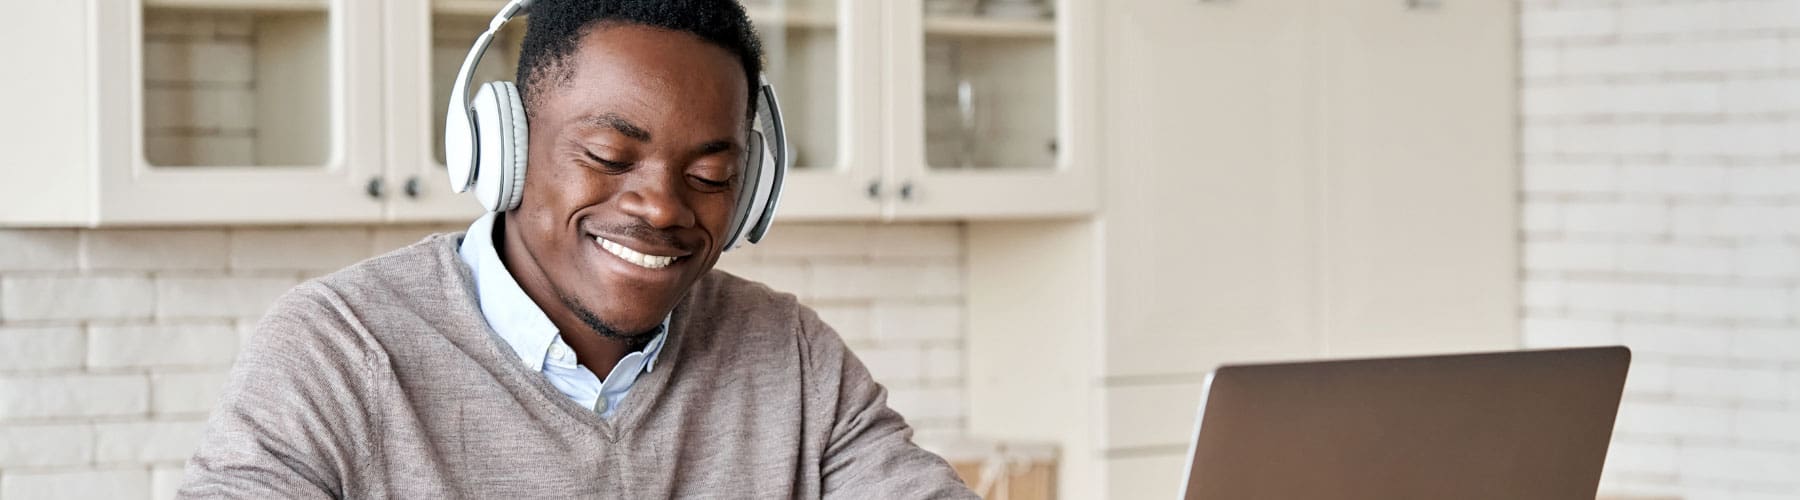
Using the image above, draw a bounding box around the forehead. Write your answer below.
[541,23,749,125]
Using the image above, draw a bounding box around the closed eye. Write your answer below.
[690,175,731,190]
[586,151,630,171]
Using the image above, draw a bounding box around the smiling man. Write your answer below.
[177,1,976,498]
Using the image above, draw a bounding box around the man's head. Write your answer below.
[502,0,764,343]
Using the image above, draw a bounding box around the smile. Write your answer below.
[595,236,680,269]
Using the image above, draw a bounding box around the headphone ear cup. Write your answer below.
[722,130,765,252]
[471,82,529,212]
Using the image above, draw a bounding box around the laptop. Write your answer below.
[1179,346,1631,500]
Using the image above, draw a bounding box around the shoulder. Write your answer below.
[683,268,803,319]
[306,233,467,308]
[248,232,469,372]
[677,268,846,367]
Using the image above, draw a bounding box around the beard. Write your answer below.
[559,292,664,346]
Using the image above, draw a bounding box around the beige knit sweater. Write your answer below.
[178,233,977,499]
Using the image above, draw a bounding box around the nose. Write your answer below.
[615,165,696,230]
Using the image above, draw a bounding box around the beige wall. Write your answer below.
[0,222,967,499]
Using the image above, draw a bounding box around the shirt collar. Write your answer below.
[458,212,671,373]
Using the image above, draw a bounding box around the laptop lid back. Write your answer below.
[1180,346,1630,500]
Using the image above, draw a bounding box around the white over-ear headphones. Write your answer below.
[444,0,790,250]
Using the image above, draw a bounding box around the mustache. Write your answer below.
[585,221,697,253]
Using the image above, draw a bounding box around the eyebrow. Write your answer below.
[583,113,651,142]
[695,140,736,156]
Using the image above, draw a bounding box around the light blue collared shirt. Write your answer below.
[458,212,667,418]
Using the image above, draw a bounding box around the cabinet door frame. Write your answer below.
[94,0,386,225]
[382,0,487,222]
[881,0,1098,220]
[754,0,885,221]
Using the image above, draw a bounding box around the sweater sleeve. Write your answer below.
[178,285,380,499]
[801,306,980,500]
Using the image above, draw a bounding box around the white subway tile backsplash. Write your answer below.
[1619,2,1722,36]
[1617,323,1730,358]
[150,371,230,416]
[83,229,229,271]
[1613,400,1732,439]
[1734,407,1800,445]
[1670,365,1787,403]
[230,228,373,272]
[1563,202,1667,235]
[2,275,155,321]
[1677,444,1800,484]
[924,346,964,382]
[0,374,147,419]
[858,346,925,384]
[154,275,297,320]
[1522,8,1617,40]
[886,386,966,422]
[0,469,151,500]
[720,261,808,298]
[0,326,84,372]
[88,323,239,369]
[0,229,79,271]
[1615,165,1728,198]
[1523,163,1617,194]
[1524,240,1617,272]
[812,304,872,343]
[758,223,871,258]
[0,424,93,468]
[1731,327,1800,361]
[94,420,207,463]
[152,465,185,500]
[1723,0,1800,31]
[872,302,963,343]
[869,225,962,259]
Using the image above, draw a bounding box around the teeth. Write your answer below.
[595,237,678,269]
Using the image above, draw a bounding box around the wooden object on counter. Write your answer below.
[925,438,1058,500]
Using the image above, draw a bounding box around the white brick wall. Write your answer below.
[0,222,967,498]
[1521,1,1800,497]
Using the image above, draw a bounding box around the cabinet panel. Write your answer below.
[1100,0,1318,379]
[0,0,94,224]
[95,0,385,224]
[1316,0,1518,356]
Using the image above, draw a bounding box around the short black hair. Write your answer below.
[515,0,765,118]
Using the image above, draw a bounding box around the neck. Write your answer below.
[496,211,632,380]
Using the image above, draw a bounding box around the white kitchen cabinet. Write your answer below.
[1,0,1093,226]
[1,0,387,225]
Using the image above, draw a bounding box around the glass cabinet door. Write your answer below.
[745,0,840,171]
[888,0,1096,218]
[140,2,334,167]
[745,0,883,219]
[102,0,383,223]
[920,0,1058,171]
